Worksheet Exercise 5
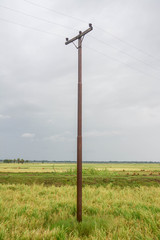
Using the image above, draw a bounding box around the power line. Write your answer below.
[85,45,160,82]
[95,26,160,62]
[24,0,160,62]
[0,17,65,38]
[0,4,77,31]
[0,4,159,82]
[24,0,87,24]
[1,3,159,73]
[89,35,160,72]
[0,17,159,81]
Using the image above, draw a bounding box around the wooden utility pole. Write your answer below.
[65,24,93,222]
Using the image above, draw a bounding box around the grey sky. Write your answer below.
[0,0,160,161]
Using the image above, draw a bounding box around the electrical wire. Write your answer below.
[23,0,160,63]
[1,3,159,72]
[95,26,160,62]
[24,0,87,24]
[0,4,77,31]
[0,17,65,38]
[89,35,160,72]
[0,3,159,82]
[85,45,160,81]
[0,16,159,82]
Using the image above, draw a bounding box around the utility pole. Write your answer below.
[65,24,93,222]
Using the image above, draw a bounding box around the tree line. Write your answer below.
[3,158,29,164]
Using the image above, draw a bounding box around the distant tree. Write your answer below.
[21,159,24,164]
[17,158,20,164]
[3,159,13,163]
[3,159,8,163]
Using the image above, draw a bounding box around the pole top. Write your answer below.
[65,24,93,45]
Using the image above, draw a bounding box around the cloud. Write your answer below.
[47,119,55,125]
[1,0,160,161]
[21,133,35,138]
[0,114,11,119]
[84,130,121,137]
[44,131,73,142]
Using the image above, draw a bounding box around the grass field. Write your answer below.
[0,163,160,239]
[1,162,160,172]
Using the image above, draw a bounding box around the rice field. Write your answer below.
[0,163,160,239]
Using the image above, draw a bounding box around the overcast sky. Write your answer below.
[0,0,160,161]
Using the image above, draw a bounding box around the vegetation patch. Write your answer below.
[0,163,160,239]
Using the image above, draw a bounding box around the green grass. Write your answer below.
[0,163,160,239]
[0,184,160,239]
[0,166,160,187]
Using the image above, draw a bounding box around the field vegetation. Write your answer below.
[0,163,160,239]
